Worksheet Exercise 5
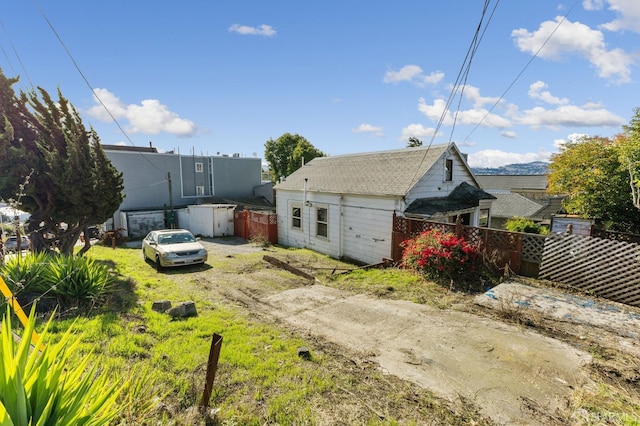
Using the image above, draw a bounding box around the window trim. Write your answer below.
[291,204,302,231]
[444,158,453,182]
[195,162,204,173]
[315,206,328,239]
[478,208,490,227]
[195,185,205,196]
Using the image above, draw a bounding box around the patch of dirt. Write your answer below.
[189,238,640,425]
[229,285,591,425]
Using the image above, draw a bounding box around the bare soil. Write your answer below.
[190,237,640,425]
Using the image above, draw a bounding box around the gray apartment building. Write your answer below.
[102,145,269,234]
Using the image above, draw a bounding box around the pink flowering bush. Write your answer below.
[401,229,482,288]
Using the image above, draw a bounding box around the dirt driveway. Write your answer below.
[197,238,639,425]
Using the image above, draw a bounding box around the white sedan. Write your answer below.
[142,229,208,271]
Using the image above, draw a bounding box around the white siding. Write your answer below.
[277,190,342,258]
[276,190,400,264]
[406,154,476,203]
[340,195,398,264]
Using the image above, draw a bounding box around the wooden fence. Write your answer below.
[539,233,640,307]
[234,210,278,245]
[391,214,546,277]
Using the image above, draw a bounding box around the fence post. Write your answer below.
[455,215,463,237]
[201,333,223,409]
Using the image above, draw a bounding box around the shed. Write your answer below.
[187,204,236,237]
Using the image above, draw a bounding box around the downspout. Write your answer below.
[303,178,308,206]
[338,195,343,258]
[304,178,309,246]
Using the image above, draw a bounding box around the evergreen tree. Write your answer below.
[0,69,123,255]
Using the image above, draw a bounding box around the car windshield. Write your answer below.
[157,233,195,245]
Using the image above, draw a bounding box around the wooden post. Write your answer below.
[201,333,223,409]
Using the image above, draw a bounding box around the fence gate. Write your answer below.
[539,233,640,307]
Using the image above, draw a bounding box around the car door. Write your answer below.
[144,232,157,259]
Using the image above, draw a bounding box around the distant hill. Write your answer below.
[472,161,549,175]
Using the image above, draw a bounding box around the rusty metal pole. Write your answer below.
[201,333,223,409]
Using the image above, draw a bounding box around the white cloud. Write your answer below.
[228,24,276,37]
[500,130,518,139]
[467,149,552,168]
[597,0,640,32]
[461,85,501,108]
[515,104,625,127]
[511,17,633,83]
[400,124,438,141]
[553,133,589,149]
[417,98,511,128]
[583,0,604,11]
[383,65,444,87]
[87,88,198,137]
[528,81,569,105]
[352,123,384,137]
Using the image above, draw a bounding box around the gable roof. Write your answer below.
[275,143,462,196]
[476,175,548,192]
[489,192,545,219]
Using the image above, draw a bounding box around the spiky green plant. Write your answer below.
[1,253,114,310]
[0,252,52,295]
[0,305,124,425]
[42,255,113,308]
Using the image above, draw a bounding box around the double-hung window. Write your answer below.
[292,206,302,230]
[316,207,328,238]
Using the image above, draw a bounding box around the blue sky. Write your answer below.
[1,0,639,167]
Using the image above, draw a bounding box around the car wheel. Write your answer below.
[155,255,163,272]
[142,248,148,262]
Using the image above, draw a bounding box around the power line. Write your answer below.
[461,0,581,143]
[0,18,34,88]
[410,0,498,186]
[31,0,168,177]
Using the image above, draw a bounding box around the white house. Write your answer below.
[275,142,495,265]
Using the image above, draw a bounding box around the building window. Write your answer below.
[316,207,328,238]
[445,159,453,181]
[479,208,490,227]
[195,162,203,173]
[292,206,302,230]
[196,185,205,196]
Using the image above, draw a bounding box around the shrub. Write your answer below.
[401,229,481,287]
[504,217,547,234]
[0,253,113,311]
[42,254,113,308]
[0,305,124,425]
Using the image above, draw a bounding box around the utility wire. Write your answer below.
[31,0,168,177]
[461,0,581,143]
[409,0,497,186]
[0,18,34,88]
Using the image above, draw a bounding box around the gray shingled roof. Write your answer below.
[490,192,544,218]
[476,175,548,191]
[275,144,451,196]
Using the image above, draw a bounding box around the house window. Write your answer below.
[292,206,302,230]
[196,185,205,196]
[316,207,328,238]
[479,209,490,227]
[445,159,453,181]
[195,162,203,173]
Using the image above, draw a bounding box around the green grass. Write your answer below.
[4,241,639,424]
[45,243,489,425]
